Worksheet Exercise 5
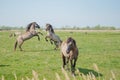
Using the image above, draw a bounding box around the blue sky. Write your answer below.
[0,0,120,28]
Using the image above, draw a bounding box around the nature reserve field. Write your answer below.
[0,30,120,80]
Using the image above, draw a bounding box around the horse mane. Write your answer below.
[47,24,55,33]
[67,37,76,47]
[49,24,55,33]
[26,22,33,32]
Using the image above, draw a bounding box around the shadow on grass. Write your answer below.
[0,64,10,67]
[78,68,103,77]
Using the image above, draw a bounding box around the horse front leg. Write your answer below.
[54,41,59,50]
[38,35,40,41]
[70,59,75,75]
[35,34,40,41]
[73,58,77,68]
[38,32,43,35]
[71,58,77,76]
[45,36,54,45]
[50,39,53,44]
[66,57,70,71]
[62,54,66,69]
[45,36,48,42]
[33,33,40,41]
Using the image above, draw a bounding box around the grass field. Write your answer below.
[0,30,120,80]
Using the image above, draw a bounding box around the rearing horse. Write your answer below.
[14,22,42,51]
[45,24,62,50]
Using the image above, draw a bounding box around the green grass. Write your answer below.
[0,30,120,80]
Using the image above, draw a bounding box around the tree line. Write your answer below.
[0,25,119,30]
[61,25,119,30]
[0,26,24,30]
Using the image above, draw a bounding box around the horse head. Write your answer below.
[33,22,40,29]
[45,24,54,33]
[66,37,76,54]
[26,22,40,32]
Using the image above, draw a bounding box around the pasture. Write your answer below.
[0,30,120,80]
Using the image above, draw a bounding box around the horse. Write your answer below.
[14,22,43,51]
[60,37,79,75]
[9,32,22,37]
[45,23,62,50]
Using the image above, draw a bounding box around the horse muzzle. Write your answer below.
[37,26,40,29]
[66,49,70,54]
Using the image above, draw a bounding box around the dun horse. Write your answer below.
[14,22,42,51]
[9,32,22,37]
[61,37,79,75]
[45,24,62,49]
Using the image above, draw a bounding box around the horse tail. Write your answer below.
[9,33,13,37]
[14,40,18,51]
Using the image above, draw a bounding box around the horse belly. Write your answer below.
[21,33,33,41]
[53,35,61,42]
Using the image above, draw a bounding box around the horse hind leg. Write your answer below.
[18,41,24,51]
[14,41,18,51]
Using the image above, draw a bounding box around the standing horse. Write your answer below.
[61,37,79,75]
[14,22,42,51]
[45,24,62,50]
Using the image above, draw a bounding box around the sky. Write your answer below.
[0,0,120,28]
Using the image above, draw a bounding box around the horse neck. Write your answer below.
[70,45,76,51]
[51,29,55,34]
[47,30,54,35]
[29,25,35,32]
